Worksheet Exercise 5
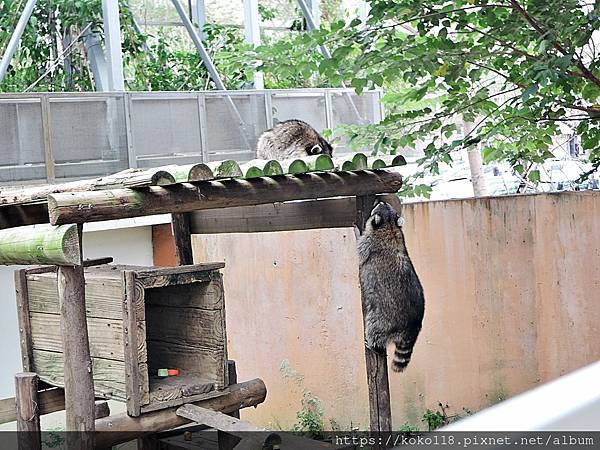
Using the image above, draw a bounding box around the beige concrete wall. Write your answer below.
[189,191,600,430]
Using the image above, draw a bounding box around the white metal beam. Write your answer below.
[192,0,207,40]
[101,0,125,91]
[0,0,37,84]
[243,0,264,89]
[307,0,320,29]
[82,30,109,91]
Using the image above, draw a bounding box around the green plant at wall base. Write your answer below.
[398,422,420,433]
[293,392,325,438]
[422,408,448,431]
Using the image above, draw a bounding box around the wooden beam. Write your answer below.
[58,226,95,448]
[48,171,403,225]
[172,213,194,265]
[189,194,403,234]
[0,224,81,266]
[176,404,263,432]
[0,387,111,425]
[95,378,267,448]
[355,195,392,434]
[15,373,41,450]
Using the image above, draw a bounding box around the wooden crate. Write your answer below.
[15,263,228,416]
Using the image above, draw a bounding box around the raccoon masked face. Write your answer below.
[368,201,404,231]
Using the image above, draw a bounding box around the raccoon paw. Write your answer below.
[364,339,386,356]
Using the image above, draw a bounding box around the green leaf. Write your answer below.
[522,84,539,103]
[528,170,541,183]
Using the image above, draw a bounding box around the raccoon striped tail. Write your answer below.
[392,339,415,372]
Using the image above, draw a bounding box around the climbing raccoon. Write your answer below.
[256,119,333,159]
[357,201,425,372]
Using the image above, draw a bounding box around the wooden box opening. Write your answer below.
[144,281,227,406]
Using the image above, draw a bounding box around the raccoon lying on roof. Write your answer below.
[256,119,333,159]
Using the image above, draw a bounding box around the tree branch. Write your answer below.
[509,0,600,88]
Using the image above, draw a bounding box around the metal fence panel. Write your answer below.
[270,92,328,132]
[49,96,128,180]
[0,89,382,185]
[204,92,267,161]
[0,100,46,183]
[130,95,203,168]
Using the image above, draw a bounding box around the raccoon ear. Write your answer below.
[372,214,383,227]
[396,216,405,228]
[308,145,322,155]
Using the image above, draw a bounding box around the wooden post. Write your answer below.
[58,224,95,449]
[355,195,392,433]
[172,213,194,265]
[15,372,41,450]
[218,360,240,450]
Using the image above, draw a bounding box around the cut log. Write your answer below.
[58,257,95,449]
[92,169,176,190]
[94,378,267,448]
[206,160,243,178]
[188,164,215,182]
[48,171,402,225]
[0,388,110,425]
[305,154,334,171]
[240,160,284,178]
[0,224,81,266]
[352,153,369,170]
[285,159,310,174]
[15,373,41,450]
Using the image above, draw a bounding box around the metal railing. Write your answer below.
[0,89,383,185]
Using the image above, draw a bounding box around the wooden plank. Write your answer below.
[123,271,144,416]
[140,390,225,414]
[355,195,392,434]
[176,404,263,432]
[95,378,267,448]
[0,224,81,266]
[48,170,403,224]
[190,197,357,234]
[27,275,123,320]
[29,312,124,360]
[14,270,34,371]
[172,213,194,265]
[189,194,403,234]
[0,390,111,425]
[57,259,95,447]
[133,263,225,278]
[15,373,41,450]
[144,280,224,310]
[31,350,127,400]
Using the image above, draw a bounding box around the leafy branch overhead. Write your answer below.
[298,0,600,187]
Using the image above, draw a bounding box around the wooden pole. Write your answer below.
[48,171,403,225]
[355,195,392,434]
[15,372,41,450]
[172,213,194,265]
[95,378,267,448]
[58,224,95,449]
[0,224,81,266]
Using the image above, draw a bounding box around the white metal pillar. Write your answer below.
[244,0,264,89]
[307,0,320,29]
[0,0,37,83]
[358,0,369,27]
[102,0,125,91]
[192,0,207,40]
